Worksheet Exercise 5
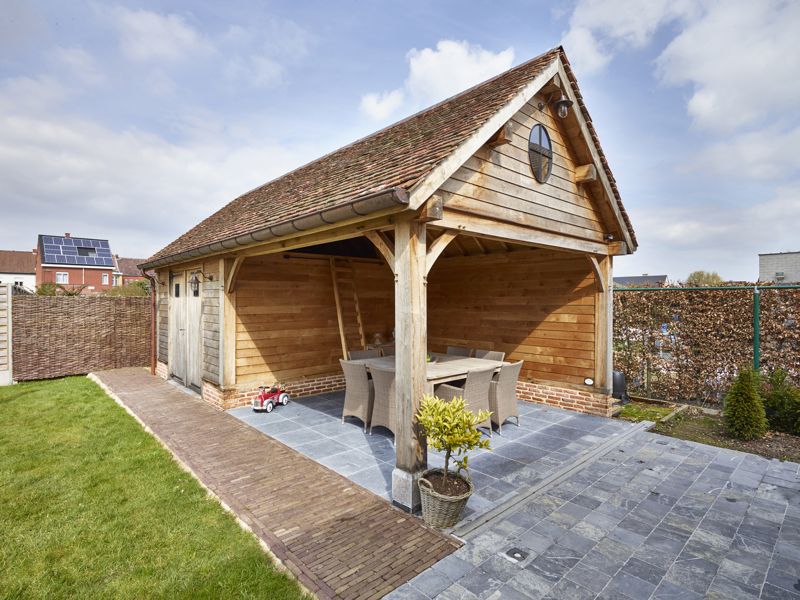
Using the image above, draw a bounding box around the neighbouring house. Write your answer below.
[0,250,36,291]
[613,274,668,288]
[35,233,116,293]
[759,251,800,283]
[113,256,149,286]
[141,46,637,510]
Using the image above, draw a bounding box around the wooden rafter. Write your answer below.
[329,257,348,359]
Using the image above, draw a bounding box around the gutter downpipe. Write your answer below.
[143,271,157,376]
[140,187,410,270]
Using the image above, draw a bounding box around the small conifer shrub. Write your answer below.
[723,368,767,440]
[761,368,800,435]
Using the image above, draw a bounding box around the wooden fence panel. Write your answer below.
[11,296,151,381]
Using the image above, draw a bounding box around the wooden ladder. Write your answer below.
[330,258,366,358]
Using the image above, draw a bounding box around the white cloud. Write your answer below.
[693,126,800,180]
[657,1,800,132]
[560,27,610,74]
[54,47,104,86]
[359,40,514,121]
[359,89,405,121]
[225,54,284,88]
[0,76,319,258]
[111,7,212,63]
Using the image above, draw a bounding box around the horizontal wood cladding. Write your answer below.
[156,272,169,363]
[428,249,596,386]
[439,96,610,248]
[235,255,338,384]
[201,280,221,384]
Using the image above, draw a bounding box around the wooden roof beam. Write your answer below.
[575,164,597,184]
[364,230,395,274]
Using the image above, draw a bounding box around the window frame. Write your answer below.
[102,272,109,285]
[528,124,553,184]
[56,272,69,284]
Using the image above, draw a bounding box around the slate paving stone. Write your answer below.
[543,578,596,600]
[518,528,556,554]
[762,582,800,600]
[507,567,554,600]
[579,538,634,576]
[766,566,800,596]
[605,570,657,599]
[704,574,761,600]
[725,534,775,572]
[565,562,612,594]
[716,557,765,590]
[665,553,719,595]
[652,580,703,599]
[409,568,453,597]
[457,566,504,598]
[621,556,667,586]
[436,583,480,600]
[431,554,475,582]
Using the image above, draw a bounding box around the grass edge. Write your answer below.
[85,372,312,599]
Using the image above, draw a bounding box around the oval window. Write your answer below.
[528,124,553,183]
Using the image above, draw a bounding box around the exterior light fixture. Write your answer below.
[188,270,214,294]
[553,93,573,119]
[189,272,201,294]
[584,377,595,386]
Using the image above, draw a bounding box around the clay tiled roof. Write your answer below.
[0,250,35,274]
[115,257,147,277]
[146,47,635,266]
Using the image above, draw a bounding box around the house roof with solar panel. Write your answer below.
[37,234,115,269]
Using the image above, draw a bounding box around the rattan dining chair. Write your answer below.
[446,345,472,357]
[339,359,374,432]
[489,360,523,433]
[434,366,495,435]
[348,348,381,360]
[474,349,506,361]
[369,366,396,437]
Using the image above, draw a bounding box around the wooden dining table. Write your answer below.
[349,352,507,393]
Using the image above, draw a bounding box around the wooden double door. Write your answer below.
[169,270,202,391]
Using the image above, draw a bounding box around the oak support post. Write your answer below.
[593,255,613,395]
[221,258,237,389]
[392,218,428,511]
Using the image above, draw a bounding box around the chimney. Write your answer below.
[64,232,71,238]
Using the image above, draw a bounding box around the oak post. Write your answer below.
[392,218,428,511]
[221,258,237,389]
[593,255,613,395]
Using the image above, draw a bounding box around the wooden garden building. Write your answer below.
[140,46,637,509]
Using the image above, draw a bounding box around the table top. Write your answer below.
[350,353,506,385]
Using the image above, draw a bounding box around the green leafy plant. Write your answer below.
[761,368,800,435]
[104,280,151,297]
[36,283,87,296]
[416,394,491,484]
[723,368,767,440]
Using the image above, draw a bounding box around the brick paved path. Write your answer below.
[93,368,459,600]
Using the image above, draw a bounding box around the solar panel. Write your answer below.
[39,235,115,267]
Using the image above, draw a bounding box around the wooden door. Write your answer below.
[169,273,186,383]
[185,274,203,390]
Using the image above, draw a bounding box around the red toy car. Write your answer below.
[252,384,290,413]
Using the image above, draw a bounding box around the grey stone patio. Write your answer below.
[228,391,635,523]
[229,393,800,599]
[390,431,800,600]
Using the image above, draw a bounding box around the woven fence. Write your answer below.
[11,296,151,381]
[613,286,800,404]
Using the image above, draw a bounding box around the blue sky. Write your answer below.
[1,1,798,280]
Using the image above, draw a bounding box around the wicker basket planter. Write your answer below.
[418,468,473,528]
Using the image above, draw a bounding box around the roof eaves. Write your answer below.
[140,186,410,270]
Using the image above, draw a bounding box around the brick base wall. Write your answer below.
[173,365,611,417]
[201,372,346,411]
[156,360,168,380]
[516,380,614,417]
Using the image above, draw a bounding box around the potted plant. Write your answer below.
[415,394,491,528]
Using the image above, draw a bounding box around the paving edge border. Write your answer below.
[86,373,316,600]
[453,420,653,540]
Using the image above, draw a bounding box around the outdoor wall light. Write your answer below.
[584,377,595,386]
[553,93,573,119]
[536,92,574,119]
[188,270,214,293]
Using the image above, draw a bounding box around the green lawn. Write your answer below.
[0,377,307,599]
